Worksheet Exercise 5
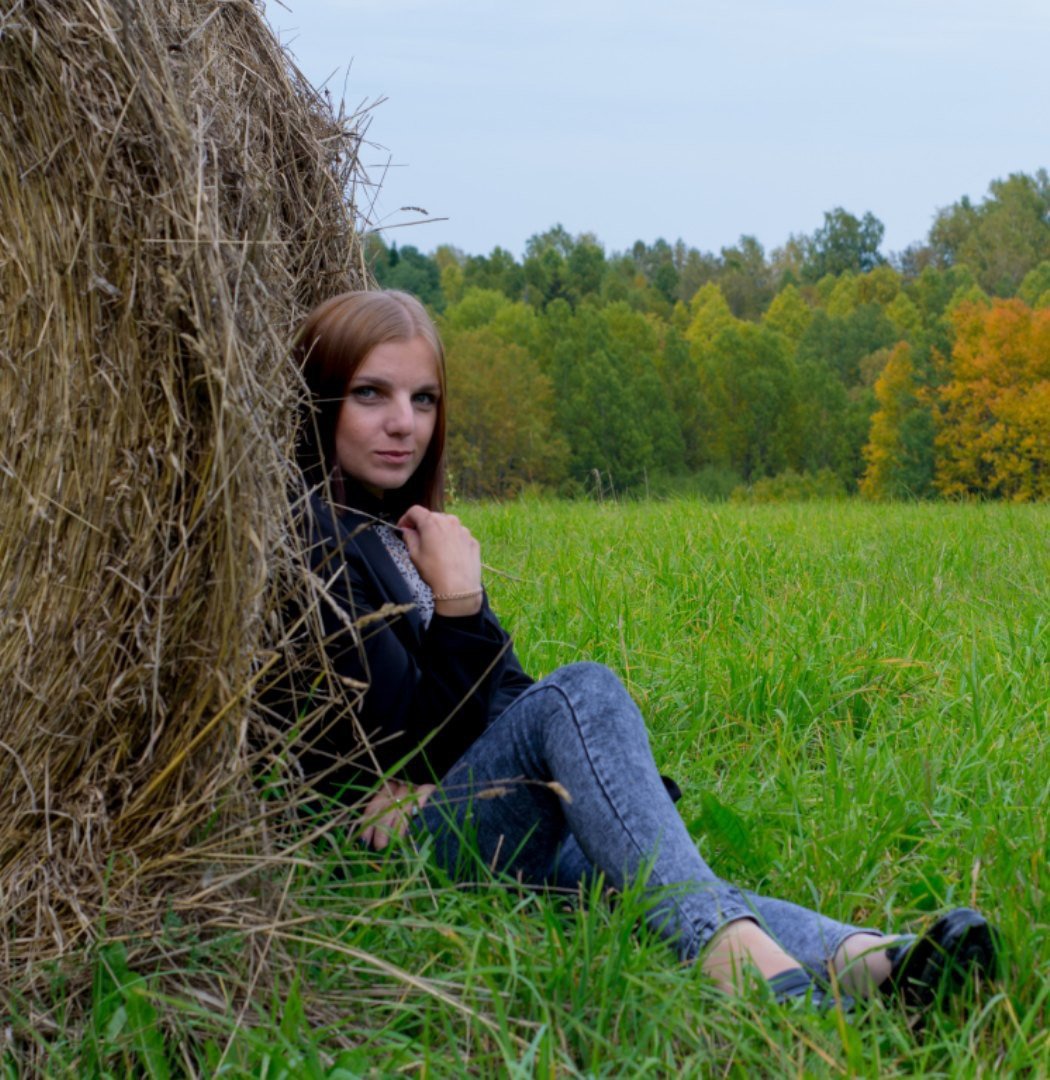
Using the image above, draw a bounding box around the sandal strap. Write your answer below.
[768,968,814,1000]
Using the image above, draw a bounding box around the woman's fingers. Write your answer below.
[397,505,466,542]
[368,807,401,851]
[396,505,430,532]
[360,781,431,851]
[368,804,416,851]
[395,505,482,601]
[360,782,403,850]
[399,521,421,561]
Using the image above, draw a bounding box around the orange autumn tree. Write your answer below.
[936,299,1050,500]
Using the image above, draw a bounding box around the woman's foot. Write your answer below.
[702,918,799,989]
[882,908,1000,1007]
[704,919,852,1010]
[832,932,898,996]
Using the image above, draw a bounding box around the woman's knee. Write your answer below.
[540,661,628,706]
[536,662,643,737]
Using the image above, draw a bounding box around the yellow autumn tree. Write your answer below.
[684,282,736,346]
[885,293,922,337]
[762,284,812,341]
[936,300,1050,500]
[860,342,935,499]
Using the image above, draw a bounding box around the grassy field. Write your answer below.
[15,500,1049,1076]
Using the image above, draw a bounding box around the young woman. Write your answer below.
[288,288,998,1011]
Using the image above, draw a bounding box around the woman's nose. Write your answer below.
[384,394,415,435]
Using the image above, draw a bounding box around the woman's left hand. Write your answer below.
[359,780,436,851]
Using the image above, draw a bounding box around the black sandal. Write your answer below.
[884,907,1000,1008]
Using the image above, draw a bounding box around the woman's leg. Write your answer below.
[552,832,893,992]
[741,892,882,975]
[743,893,897,992]
[418,662,797,980]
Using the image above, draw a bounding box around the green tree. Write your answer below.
[825,272,859,317]
[523,225,605,309]
[894,241,939,280]
[717,235,773,319]
[601,253,669,316]
[370,242,444,309]
[660,326,707,469]
[544,305,682,488]
[885,293,922,338]
[802,208,886,282]
[928,196,980,267]
[600,239,686,316]
[786,359,858,484]
[441,287,513,332]
[463,246,526,300]
[814,266,900,318]
[439,263,465,305]
[602,304,685,475]
[1018,261,1050,307]
[441,288,546,367]
[769,234,808,289]
[696,323,798,480]
[674,243,720,303]
[908,266,957,327]
[629,238,678,297]
[945,282,991,316]
[855,265,902,306]
[568,234,607,299]
[444,329,568,497]
[796,304,900,386]
[928,171,1050,296]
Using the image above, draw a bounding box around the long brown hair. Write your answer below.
[294,290,446,511]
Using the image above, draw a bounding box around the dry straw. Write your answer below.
[0,0,375,1037]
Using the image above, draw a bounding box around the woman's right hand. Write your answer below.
[360,780,436,851]
[397,506,483,616]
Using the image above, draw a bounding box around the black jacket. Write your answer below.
[286,492,534,790]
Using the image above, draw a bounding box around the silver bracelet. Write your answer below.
[432,587,483,602]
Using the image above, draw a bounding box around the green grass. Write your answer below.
[9,500,1048,1077]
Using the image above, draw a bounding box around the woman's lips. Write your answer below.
[376,450,412,462]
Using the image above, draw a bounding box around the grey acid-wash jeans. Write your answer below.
[416,662,879,972]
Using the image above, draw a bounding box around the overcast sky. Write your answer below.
[264,0,1049,260]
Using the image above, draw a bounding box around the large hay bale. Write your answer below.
[0,0,367,994]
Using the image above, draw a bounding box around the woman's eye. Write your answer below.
[350,385,378,400]
[413,392,438,407]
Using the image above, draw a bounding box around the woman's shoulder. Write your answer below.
[296,490,372,564]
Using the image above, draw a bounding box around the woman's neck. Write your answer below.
[337,475,409,521]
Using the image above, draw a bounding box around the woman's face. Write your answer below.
[335,336,441,494]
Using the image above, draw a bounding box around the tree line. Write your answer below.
[370,170,1050,502]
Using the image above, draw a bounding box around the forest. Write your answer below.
[371,170,1050,502]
